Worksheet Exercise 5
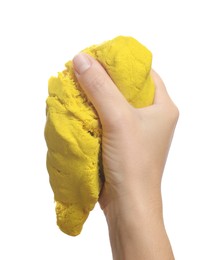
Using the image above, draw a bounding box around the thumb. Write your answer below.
[73,53,130,128]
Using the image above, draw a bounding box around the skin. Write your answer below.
[73,53,179,260]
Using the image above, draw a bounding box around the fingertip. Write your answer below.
[73,53,92,75]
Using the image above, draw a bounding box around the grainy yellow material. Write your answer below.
[45,36,155,236]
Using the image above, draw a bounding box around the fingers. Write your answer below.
[73,53,178,129]
[150,69,172,105]
[73,53,130,128]
[150,69,179,122]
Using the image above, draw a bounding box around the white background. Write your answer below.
[0,0,223,259]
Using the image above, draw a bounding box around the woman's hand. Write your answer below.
[73,53,178,260]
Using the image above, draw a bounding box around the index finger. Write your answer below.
[150,69,172,105]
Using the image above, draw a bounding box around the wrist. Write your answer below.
[102,190,174,260]
[103,191,164,236]
[100,166,163,211]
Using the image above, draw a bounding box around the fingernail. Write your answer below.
[73,53,91,74]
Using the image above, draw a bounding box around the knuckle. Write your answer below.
[88,73,107,92]
[103,107,135,132]
[159,101,179,127]
[167,103,179,124]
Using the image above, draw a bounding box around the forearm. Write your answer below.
[103,190,174,260]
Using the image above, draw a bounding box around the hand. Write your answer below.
[73,53,178,260]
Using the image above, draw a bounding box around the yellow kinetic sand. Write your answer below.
[45,36,155,236]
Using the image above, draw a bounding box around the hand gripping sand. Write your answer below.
[44,36,155,236]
